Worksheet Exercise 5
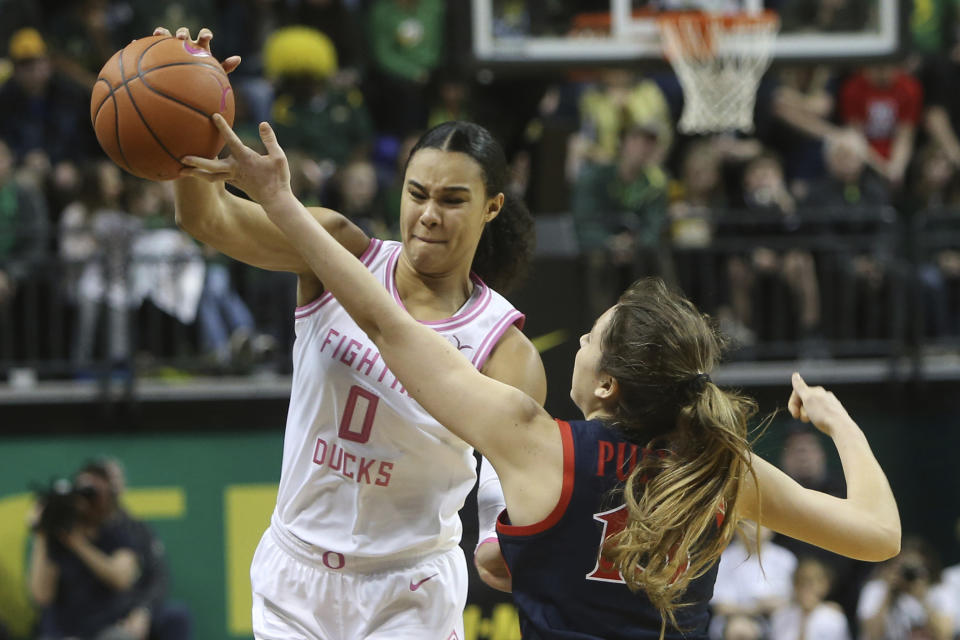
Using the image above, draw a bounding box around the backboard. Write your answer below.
[472,0,902,63]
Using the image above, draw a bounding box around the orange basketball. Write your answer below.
[90,35,235,181]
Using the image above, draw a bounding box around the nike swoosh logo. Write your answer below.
[409,573,438,591]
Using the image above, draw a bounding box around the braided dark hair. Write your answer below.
[404,121,534,292]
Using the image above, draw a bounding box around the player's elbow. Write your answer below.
[875,523,901,561]
[859,522,901,562]
[321,209,352,237]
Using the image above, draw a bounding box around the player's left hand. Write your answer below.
[474,540,512,593]
[153,26,241,75]
[181,115,292,208]
[787,372,854,437]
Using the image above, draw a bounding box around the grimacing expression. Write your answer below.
[399,148,501,277]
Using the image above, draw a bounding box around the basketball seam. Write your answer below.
[91,77,133,171]
[92,61,228,123]
[138,66,227,119]
[119,39,184,171]
[111,81,132,171]
[92,37,178,125]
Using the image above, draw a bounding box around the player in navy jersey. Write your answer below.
[201,115,901,640]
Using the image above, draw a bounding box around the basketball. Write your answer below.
[90,35,235,181]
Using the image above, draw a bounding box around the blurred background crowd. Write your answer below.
[5,0,960,377]
[2,1,960,639]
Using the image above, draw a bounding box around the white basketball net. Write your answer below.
[658,12,779,133]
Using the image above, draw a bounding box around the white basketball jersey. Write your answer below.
[275,239,525,565]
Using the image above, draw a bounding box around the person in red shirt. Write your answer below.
[839,64,923,186]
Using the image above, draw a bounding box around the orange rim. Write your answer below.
[657,10,779,58]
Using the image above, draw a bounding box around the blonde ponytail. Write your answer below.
[607,383,758,637]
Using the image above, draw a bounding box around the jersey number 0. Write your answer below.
[338,385,380,444]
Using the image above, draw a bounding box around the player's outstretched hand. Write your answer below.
[787,372,855,437]
[182,115,291,208]
[152,26,241,75]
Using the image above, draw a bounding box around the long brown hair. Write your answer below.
[599,278,759,636]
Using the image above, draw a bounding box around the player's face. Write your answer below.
[399,149,502,278]
[571,306,616,416]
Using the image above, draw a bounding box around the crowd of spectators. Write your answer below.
[2,4,960,638]
[3,0,960,376]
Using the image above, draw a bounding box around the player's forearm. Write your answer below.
[829,419,900,558]
[173,176,228,240]
[263,191,395,337]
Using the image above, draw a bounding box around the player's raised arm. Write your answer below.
[738,373,901,561]
[212,115,555,466]
[174,172,369,274]
[153,26,369,275]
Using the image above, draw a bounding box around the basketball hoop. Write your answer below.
[658,11,779,134]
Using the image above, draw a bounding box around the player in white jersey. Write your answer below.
[161,24,544,640]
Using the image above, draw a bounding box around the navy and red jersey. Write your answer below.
[497,419,719,639]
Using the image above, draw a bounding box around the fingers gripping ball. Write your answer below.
[90,35,235,181]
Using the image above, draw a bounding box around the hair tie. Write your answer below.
[688,372,711,394]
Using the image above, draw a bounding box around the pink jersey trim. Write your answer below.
[474,535,500,555]
[471,310,526,369]
[294,239,383,319]
[295,292,334,320]
[360,238,384,267]
[431,276,493,331]
[496,420,575,537]
[384,245,499,330]
[485,525,513,581]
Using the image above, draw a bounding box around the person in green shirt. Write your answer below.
[367,0,444,134]
[0,136,49,358]
[571,120,670,319]
[911,0,960,55]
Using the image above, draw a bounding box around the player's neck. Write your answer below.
[394,258,474,322]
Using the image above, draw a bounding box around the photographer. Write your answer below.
[857,537,954,640]
[28,464,144,640]
[98,458,193,640]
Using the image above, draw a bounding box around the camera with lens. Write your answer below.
[33,478,98,536]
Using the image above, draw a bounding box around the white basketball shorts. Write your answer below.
[250,524,467,640]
